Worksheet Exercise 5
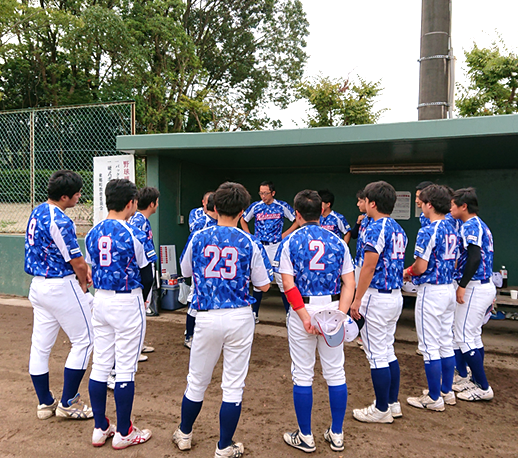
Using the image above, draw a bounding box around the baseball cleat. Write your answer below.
[254,313,260,325]
[457,385,494,402]
[215,441,244,457]
[416,348,423,356]
[353,403,393,423]
[452,376,475,392]
[55,393,93,419]
[184,336,193,349]
[112,423,152,449]
[283,430,316,453]
[423,389,456,405]
[36,392,58,420]
[92,419,116,447]
[138,354,148,362]
[324,427,344,452]
[453,367,472,384]
[142,345,155,353]
[407,393,445,411]
[172,426,192,450]
[389,401,403,418]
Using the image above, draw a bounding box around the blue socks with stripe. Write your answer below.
[441,356,455,393]
[424,359,442,400]
[31,372,54,406]
[114,381,135,436]
[293,385,313,436]
[252,291,263,317]
[388,360,400,404]
[463,349,489,390]
[371,368,390,412]
[218,402,242,449]
[61,368,86,407]
[328,384,347,434]
[88,379,109,430]
[185,313,196,338]
[180,396,203,434]
[454,349,468,377]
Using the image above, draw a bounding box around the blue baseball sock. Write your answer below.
[440,356,455,393]
[388,360,400,404]
[218,401,242,449]
[61,368,86,406]
[280,293,290,313]
[88,379,109,430]
[463,349,489,390]
[454,349,468,377]
[328,384,347,434]
[293,385,312,436]
[478,346,485,362]
[252,291,263,317]
[424,359,442,400]
[114,381,135,436]
[371,368,390,412]
[31,373,54,406]
[185,313,196,338]
[180,396,203,434]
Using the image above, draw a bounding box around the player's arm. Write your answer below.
[69,256,89,293]
[350,250,378,320]
[282,273,318,335]
[456,244,481,304]
[403,257,428,281]
[282,220,298,239]
[240,217,251,234]
[140,263,154,301]
[343,232,351,244]
[338,271,355,314]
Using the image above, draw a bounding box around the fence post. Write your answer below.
[30,110,35,210]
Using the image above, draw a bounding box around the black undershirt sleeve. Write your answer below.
[140,263,154,300]
[350,222,360,239]
[458,244,482,288]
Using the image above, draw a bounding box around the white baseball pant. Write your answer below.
[28,275,93,375]
[253,242,283,292]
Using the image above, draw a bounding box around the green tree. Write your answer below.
[456,40,518,117]
[296,74,386,127]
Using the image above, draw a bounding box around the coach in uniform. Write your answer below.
[25,170,94,420]
[240,181,298,322]
[86,179,156,449]
[173,182,272,458]
[275,190,355,453]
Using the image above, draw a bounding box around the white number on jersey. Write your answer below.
[444,234,457,260]
[309,240,325,270]
[486,228,494,252]
[391,233,405,260]
[27,218,37,246]
[98,236,112,266]
[204,245,239,279]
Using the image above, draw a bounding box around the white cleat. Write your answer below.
[353,403,393,423]
[55,394,93,419]
[389,401,403,418]
[172,426,192,450]
[423,389,456,405]
[457,385,494,402]
[324,427,344,451]
[92,420,116,447]
[452,376,476,393]
[215,441,245,457]
[407,393,445,411]
[112,423,152,449]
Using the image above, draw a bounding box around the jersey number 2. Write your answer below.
[98,236,112,267]
[204,246,238,279]
[309,240,325,270]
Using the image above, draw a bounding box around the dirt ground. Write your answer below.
[1,304,518,458]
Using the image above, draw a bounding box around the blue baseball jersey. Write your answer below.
[419,212,431,228]
[188,207,205,232]
[24,203,83,278]
[320,211,351,238]
[445,212,462,234]
[190,213,217,233]
[85,220,157,291]
[455,216,494,282]
[355,215,372,268]
[180,226,272,310]
[129,211,153,243]
[413,219,458,285]
[364,217,407,290]
[275,223,354,296]
[242,199,295,243]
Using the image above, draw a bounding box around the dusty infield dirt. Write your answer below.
[1,304,517,458]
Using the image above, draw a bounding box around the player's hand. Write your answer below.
[357,214,365,223]
[350,299,361,320]
[302,319,319,335]
[403,269,411,282]
[456,286,466,304]
[86,267,93,288]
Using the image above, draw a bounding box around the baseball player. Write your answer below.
[173,182,272,458]
[188,191,213,232]
[416,181,434,227]
[318,189,352,243]
[184,193,218,349]
[350,181,407,423]
[85,179,156,449]
[450,187,495,401]
[240,181,298,322]
[350,188,372,285]
[25,170,94,420]
[403,185,458,411]
[274,190,355,453]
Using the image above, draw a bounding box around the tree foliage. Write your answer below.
[0,0,309,132]
[296,74,386,127]
[456,40,518,117]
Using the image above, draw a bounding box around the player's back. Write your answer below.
[129,211,153,241]
[320,211,350,237]
[355,215,372,266]
[456,216,494,281]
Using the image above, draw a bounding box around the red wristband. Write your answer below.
[285,286,305,311]
[407,265,416,277]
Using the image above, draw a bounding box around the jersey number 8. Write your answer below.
[98,236,112,266]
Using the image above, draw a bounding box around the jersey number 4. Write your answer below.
[204,246,238,279]
[391,233,405,260]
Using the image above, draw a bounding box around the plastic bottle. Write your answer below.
[500,266,508,289]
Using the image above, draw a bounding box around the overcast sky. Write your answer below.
[273,0,518,128]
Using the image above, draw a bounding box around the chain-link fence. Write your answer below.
[0,101,135,236]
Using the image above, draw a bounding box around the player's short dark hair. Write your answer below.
[418,185,451,215]
[452,187,479,214]
[364,181,397,215]
[444,185,455,198]
[136,186,160,210]
[214,182,250,217]
[203,190,213,200]
[356,189,366,200]
[106,179,137,212]
[260,181,275,193]
[416,181,434,191]
[318,189,334,207]
[47,170,83,201]
[294,189,322,221]
[206,193,215,212]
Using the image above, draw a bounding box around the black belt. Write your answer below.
[377,289,392,294]
[116,290,132,294]
[303,294,340,304]
[261,241,278,246]
[480,279,491,284]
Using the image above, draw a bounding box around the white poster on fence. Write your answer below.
[390,191,411,220]
[93,155,135,226]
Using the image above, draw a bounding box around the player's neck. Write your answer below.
[322,208,332,217]
[428,212,445,222]
[218,214,240,227]
[106,210,131,220]
[47,198,68,212]
[461,212,477,223]
[139,208,154,219]
[370,210,390,221]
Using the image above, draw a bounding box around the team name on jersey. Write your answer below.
[256,212,282,221]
